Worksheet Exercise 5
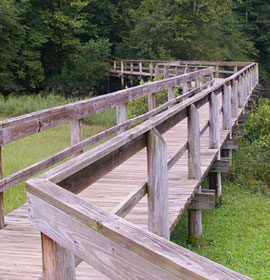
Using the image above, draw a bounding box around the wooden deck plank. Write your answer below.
[0,84,245,279]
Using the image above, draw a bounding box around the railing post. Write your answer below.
[183,65,189,94]
[195,66,200,88]
[154,65,160,79]
[234,66,238,73]
[255,63,259,84]
[150,62,153,78]
[215,65,219,78]
[164,65,169,78]
[188,104,202,242]
[147,128,169,240]
[0,146,4,229]
[113,61,116,72]
[238,75,244,109]
[41,233,76,280]
[209,93,222,203]
[231,79,238,118]
[116,104,128,134]
[121,61,124,88]
[222,84,232,136]
[139,62,143,79]
[70,119,83,157]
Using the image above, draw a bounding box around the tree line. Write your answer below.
[0,0,269,96]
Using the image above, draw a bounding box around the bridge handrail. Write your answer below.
[26,177,252,280]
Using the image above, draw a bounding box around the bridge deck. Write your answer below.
[0,86,238,279]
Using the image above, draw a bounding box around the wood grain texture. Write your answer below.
[0,146,4,229]
[147,129,169,240]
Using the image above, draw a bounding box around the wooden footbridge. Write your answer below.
[0,60,259,279]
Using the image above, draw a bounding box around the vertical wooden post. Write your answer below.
[116,104,128,134]
[130,63,133,76]
[188,104,202,242]
[164,65,168,78]
[41,233,76,280]
[0,146,5,229]
[238,75,244,109]
[255,63,259,84]
[150,62,153,78]
[231,79,238,118]
[234,66,238,73]
[139,62,143,79]
[168,87,174,108]
[215,65,219,78]
[222,84,232,135]
[121,61,124,88]
[209,93,222,202]
[113,61,116,72]
[147,128,169,240]
[183,65,189,93]
[195,67,200,88]
[222,84,232,166]
[148,93,156,111]
[70,119,83,157]
[155,65,160,79]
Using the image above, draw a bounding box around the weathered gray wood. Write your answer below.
[222,138,238,150]
[117,103,128,134]
[148,93,156,111]
[208,92,222,201]
[168,87,175,102]
[112,181,147,218]
[222,84,232,135]
[187,104,202,241]
[231,80,238,118]
[167,142,188,171]
[27,179,252,280]
[210,158,230,173]
[70,119,83,157]
[29,193,180,280]
[139,62,142,79]
[238,75,244,109]
[41,233,76,280]
[147,128,169,240]
[209,93,220,150]
[188,190,215,210]
[0,146,4,229]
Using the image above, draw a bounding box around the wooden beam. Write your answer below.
[147,129,169,240]
[0,146,4,229]
[222,139,238,150]
[188,190,215,210]
[27,179,252,280]
[117,103,128,134]
[222,84,232,135]
[210,157,230,173]
[231,80,238,118]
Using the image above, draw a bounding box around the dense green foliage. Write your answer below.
[228,100,270,196]
[1,0,269,94]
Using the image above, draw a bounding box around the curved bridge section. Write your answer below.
[0,61,258,279]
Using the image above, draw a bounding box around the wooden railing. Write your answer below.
[110,59,251,81]
[0,66,214,228]
[24,61,258,279]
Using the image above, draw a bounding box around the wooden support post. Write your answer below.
[164,65,168,78]
[0,146,4,229]
[234,66,238,73]
[168,87,174,108]
[148,92,156,111]
[222,84,232,135]
[121,61,124,88]
[41,233,76,280]
[209,93,222,203]
[155,65,160,79]
[150,62,153,78]
[215,65,219,78]
[255,63,259,84]
[139,62,142,79]
[238,75,244,110]
[113,61,116,72]
[130,63,133,76]
[147,128,169,240]
[116,104,128,134]
[70,119,83,157]
[231,79,238,118]
[188,104,202,242]
[183,65,189,94]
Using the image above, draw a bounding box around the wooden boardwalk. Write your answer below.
[0,88,237,279]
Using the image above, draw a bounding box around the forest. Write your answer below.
[0,0,269,95]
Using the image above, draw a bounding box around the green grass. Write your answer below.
[2,123,107,214]
[171,180,270,280]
